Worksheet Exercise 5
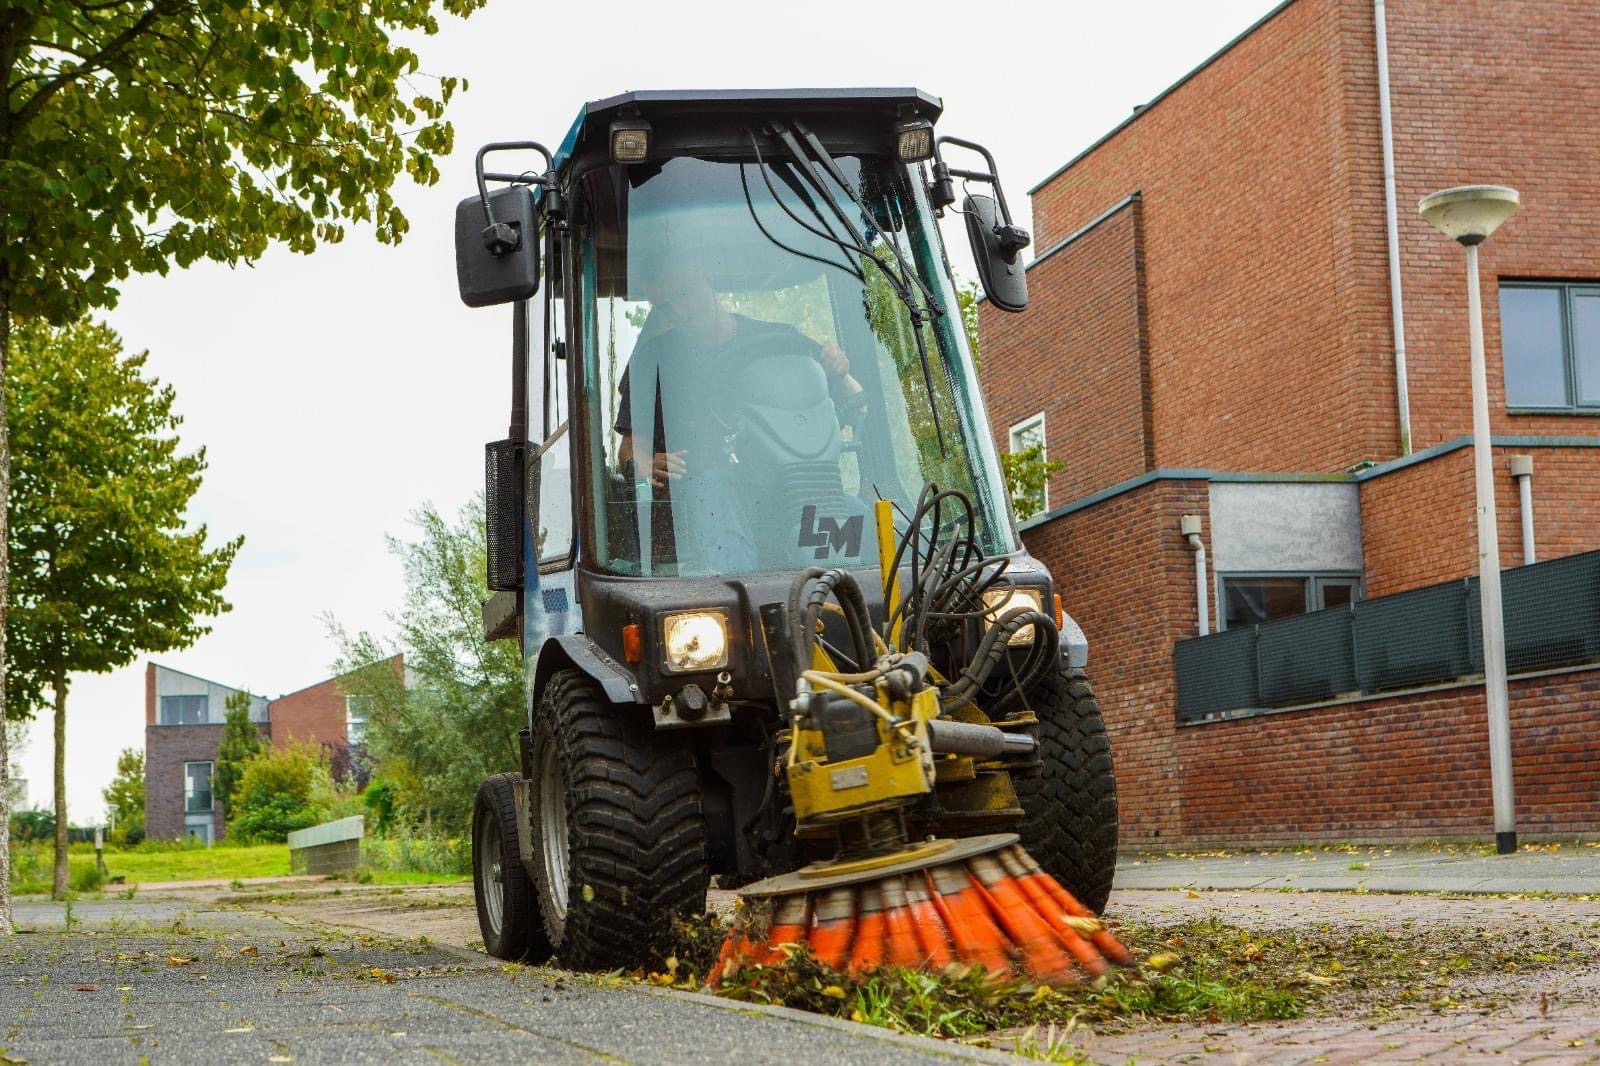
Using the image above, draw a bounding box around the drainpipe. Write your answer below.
[1181,514,1209,636]
[1510,454,1535,565]
[1375,0,1412,455]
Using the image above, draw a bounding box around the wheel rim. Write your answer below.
[538,739,570,920]
[476,805,505,937]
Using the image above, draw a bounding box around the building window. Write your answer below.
[346,695,371,746]
[184,761,213,813]
[1500,281,1600,409]
[1007,412,1048,518]
[1220,574,1361,630]
[159,694,208,725]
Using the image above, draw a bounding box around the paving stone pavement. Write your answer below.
[1077,862,1600,1066]
[1,899,1016,1065]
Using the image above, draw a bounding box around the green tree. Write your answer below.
[7,317,240,898]
[0,0,484,933]
[101,747,144,846]
[330,498,523,829]
[213,690,263,829]
[229,739,336,843]
[1000,443,1065,522]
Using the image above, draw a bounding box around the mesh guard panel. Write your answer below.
[485,439,524,591]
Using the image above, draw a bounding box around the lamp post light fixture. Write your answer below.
[1418,183,1521,856]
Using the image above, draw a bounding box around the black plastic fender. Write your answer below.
[530,634,642,713]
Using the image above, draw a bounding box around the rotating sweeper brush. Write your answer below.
[710,491,1131,987]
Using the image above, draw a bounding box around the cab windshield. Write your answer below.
[579,149,1011,578]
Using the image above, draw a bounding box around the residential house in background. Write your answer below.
[144,660,393,842]
[979,0,1600,847]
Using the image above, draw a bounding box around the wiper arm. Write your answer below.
[766,122,915,307]
[766,120,949,456]
[741,132,864,283]
[792,120,943,315]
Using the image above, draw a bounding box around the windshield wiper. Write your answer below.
[743,118,951,455]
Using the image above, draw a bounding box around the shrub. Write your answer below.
[228,740,337,843]
[361,829,469,875]
[10,807,55,842]
[69,863,105,893]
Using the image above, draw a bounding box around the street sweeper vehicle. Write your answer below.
[458,88,1127,984]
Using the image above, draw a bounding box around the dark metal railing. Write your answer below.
[1175,549,1600,721]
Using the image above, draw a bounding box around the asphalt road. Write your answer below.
[2,899,1014,1065]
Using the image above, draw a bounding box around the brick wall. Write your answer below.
[268,675,349,750]
[1386,0,1600,450]
[972,0,1600,845]
[144,724,224,841]
[1177,667,1600,844]
[988,0,1600,482]
[1017,0,1398,473]
[979,200,1151,503]
[1359,445,1600,596]
[1021,477,1212,843]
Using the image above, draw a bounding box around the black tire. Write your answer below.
[472,772,554,962]
[528,668,709,970]
[1012,663,1119,914]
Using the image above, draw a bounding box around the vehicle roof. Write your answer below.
[552,87,943,173]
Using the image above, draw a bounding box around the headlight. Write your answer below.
[982,587,1044,646]
[661,610,729,673]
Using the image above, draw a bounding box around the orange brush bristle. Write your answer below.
[712,843,1133,987]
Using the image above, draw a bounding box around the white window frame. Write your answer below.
[183,760,214,813]
[1007,412,1049,512]
[345,695,370,746]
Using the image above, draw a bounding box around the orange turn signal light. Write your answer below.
[1053,593,1064,629]
[622,623,642,664]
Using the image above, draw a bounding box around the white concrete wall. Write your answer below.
[1208,482,1363,574]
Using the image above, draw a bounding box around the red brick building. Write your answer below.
[980,0,1600,847]
[144,661,390,842]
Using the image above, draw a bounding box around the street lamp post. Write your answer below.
[1418,184,1521,856]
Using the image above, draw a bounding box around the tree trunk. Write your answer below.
[1,281,12,932]
[52,670,69,899]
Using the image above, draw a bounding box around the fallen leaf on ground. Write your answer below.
[239,946,258,956]
[75,984,97,992]
[1146,952,1181,973]
[1185,890,1202,899]
[167,956,194,966]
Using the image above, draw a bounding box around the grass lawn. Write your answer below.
[360,870,470,886]
[8,840,290,894]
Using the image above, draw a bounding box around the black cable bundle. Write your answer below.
[882,483,1060,707]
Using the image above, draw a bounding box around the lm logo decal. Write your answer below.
[798,506,864,560]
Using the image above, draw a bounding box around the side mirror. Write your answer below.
[455,186,540,308]
[964,193,1029,313]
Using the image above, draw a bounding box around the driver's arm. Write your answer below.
[817,341,863,402]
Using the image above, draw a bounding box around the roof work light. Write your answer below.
[610,117,652,163]
[894,117,935,162]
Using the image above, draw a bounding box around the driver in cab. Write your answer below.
[615,262,862,569]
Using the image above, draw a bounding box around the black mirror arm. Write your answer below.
[931,136,1031,260]
[475,141,556,253]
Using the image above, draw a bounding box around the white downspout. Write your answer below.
[1510,454,1535,565]
[1375,0,1412,455]
[1181,514,1209,636]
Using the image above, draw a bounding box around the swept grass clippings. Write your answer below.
[652,908,1589,1045]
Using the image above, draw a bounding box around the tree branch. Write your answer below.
[12,1,180,132]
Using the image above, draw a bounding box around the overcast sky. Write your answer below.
[16,0,1282,820]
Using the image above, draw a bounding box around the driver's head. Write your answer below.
[632,236,725,343]
[645,265,723,344]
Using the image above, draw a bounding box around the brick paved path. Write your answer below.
[1077,889,1600,1065]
